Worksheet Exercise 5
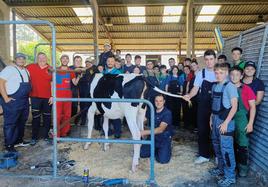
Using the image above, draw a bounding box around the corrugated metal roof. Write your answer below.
[6,1,268,51]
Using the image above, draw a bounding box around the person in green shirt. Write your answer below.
[231,47,246,69]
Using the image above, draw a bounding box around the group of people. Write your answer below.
[181,48,264,187]
[0,42,265,187]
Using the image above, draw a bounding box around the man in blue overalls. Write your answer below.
[183,49,216,164]
[140,94,173,164]
[0,53,31,152]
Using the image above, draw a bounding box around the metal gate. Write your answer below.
[223,24,268,181]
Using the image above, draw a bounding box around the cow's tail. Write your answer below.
[152,86,183,98]
[142,75,183,98]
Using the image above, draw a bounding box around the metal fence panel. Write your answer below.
[222,35,240,61]
[224,24,268,181]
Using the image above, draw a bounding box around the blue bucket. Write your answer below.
[0,152,18,169]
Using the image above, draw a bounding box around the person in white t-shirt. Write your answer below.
[183,49,217,164]
[0,53,31,152]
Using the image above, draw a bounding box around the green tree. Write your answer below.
[18,41,61,66]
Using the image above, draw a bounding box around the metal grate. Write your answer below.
[224,24,268,182]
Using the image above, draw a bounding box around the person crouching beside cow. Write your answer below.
[0,53,31,152]
[104,55,122,138]
[56,55,80,137]
[140,94,173,164]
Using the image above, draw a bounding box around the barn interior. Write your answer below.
[0,0,268,186]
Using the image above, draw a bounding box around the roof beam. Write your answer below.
[38,22,258,26]
[5,0,268,7]
[19,13,268,19]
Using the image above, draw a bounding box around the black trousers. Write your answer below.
[166,96,181,127]
[197,101,211,158]
[31,97,51,140]
[71,87,80,124]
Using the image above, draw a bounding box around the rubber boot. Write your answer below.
[238,164,249,177]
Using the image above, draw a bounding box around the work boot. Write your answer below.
[238,164,249,177]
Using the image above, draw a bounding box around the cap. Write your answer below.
[245,61,256,69]
[60,54,69,59]
[15,53,26,59]
[85,57,94,63]
[104,42,111,47]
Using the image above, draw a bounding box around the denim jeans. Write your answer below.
[211,115,236,179]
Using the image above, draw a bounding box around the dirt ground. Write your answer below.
[0,121,266,187]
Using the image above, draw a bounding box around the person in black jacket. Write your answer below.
[99,43,113,68]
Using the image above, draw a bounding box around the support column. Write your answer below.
[12,8,17,57]
[186,0,194,58]
[91,0,99,64]
[0,1,10,66]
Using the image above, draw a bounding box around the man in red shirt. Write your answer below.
[56,55,80,137]
[27,52,52,145]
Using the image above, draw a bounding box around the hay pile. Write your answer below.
[59,129,213,187]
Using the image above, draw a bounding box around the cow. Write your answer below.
[83,73,183,172]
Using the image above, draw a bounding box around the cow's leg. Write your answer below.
[124,106,141,172]
[102,116,110,151]
[137,106,146,131]
[84,104,96,150]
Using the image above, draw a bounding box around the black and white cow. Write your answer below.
[83,73,182,172]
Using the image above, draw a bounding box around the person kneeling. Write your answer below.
[140,94,173,164]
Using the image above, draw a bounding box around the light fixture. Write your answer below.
[73,7,93,16]
[128,6,146,23]
[199,5,221,15]
[127,7,145,16]
[129,17,146,23]
[162,6,183,23]
[196,16,215,22]
[163,6,183,15]
[73,7,93,24]
[257,15,265,25]
[105,17,113,27]
[163,16,181,23]
[196,5,221,22]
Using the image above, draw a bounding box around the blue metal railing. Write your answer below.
[33,42,96,63]
[0,20,156,185]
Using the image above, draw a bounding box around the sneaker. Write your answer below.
[194,156,209,164]
[218,178,236,187]
[44,138,53,145]
[14,141,31,148]
[209,168,224,177]
[30,139,38,146]
[6,146,17,153]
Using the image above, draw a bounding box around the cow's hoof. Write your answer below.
[103,143,110,151]
[84,143,91,150]
[131,164,138,173]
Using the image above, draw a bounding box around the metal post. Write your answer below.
[91,0,99,64]
[12,8,17,57]
[186,0,194,57]
[256,25,268,78]
[192,6,195,57]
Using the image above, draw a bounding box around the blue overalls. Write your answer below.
[197,69,215,158]
[0,66,31,150]
[144,70,159,125]
[211,82,236,180]
[140,108,173,164]
[166,74,184,127]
